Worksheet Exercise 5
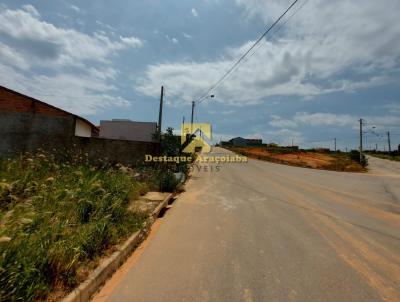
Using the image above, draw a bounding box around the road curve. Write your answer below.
[93,148,400,302]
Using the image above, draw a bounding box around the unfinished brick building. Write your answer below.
[0,86,98,156]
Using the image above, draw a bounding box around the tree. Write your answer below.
[161,127,180,157]
[350,150,368,167]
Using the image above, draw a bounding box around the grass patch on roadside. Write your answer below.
[0,152,160,301]
[324,151,366,172]
[367,152,400,162]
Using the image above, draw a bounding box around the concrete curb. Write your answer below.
[151,193,173,219]
[62,193,174,302]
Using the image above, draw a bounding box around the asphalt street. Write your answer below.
[93,148,400,302]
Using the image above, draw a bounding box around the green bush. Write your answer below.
[157,170,179,192]
[350,150,368,167]
[161,127,180,157]
[154,126,191,192]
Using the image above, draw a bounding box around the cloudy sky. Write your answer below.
[1,0,399,150]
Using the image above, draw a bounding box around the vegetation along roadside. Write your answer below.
[0,128,191,301]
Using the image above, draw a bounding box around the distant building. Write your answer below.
[0,86,98,156]
[99,119,157,143]
[228,137,263,147]
[229,137,248,147]
[246,138,262,146]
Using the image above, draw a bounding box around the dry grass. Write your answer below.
[0,152,162,301]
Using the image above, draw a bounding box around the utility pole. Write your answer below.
[157,86,164,141]
[190,101,195,133]
[359,119,363,163]
[334,138,337,152]
[189,95,214,133]
[387,131,391,153]
[375,143,378,152]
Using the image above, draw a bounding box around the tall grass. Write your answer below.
[0,153,155,301]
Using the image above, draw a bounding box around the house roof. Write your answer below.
[229,137,246,141]
[0,85,97,129]
[101,119,157,126]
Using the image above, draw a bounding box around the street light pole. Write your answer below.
[158,86,164,142]
[359,119,363,163]
[190,95,215,133]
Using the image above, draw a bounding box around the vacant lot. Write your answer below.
[228,146,365,172]
[0,152,164,301]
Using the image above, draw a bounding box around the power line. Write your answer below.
[240,0,311,67]
[195,0,300,105]
[363,122,400,128]
[209,0,311,102]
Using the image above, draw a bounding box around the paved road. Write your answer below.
[93,148,400,302]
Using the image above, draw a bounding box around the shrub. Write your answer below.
[157,170,179,192]
[161,127,180,157]
[350,150,368,167]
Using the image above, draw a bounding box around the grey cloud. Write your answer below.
[0,33,61,60]
[254,51,300,88]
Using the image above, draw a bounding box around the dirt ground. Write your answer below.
[230,147,364,172]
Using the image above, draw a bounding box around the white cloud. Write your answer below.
[209,109,235,115]
[87,66,118,80]
[137,0,400,107]
[0,62,129,115]
[269,112,400,130]
[0,6,142,69]
[21,4,40,18]
[165,35,179,44]
[191,8,198,17]
[0,41,30,70]
[236,0,400,73]
[0,5,139,115]
[69,5,81,13]
[266,128,304,145]
[95,20,117,33]
[183,32,192,39]
[383,103,400,114]
[136,60,231,106]
[120,35,143,48]
[269,115,297,128]
[293,112,356,127]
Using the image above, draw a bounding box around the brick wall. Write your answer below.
[0,89,69,116]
